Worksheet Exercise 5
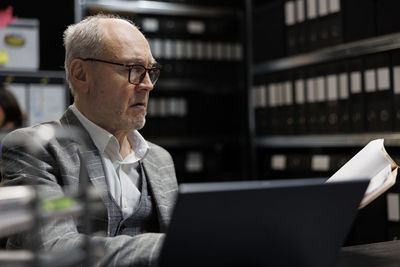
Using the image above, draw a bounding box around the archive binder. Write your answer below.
[348,58,365,133]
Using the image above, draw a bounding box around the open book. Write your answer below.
[326,139,398,209]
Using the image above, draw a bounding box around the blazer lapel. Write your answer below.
[142,153,175,232]
[59,107,112,217]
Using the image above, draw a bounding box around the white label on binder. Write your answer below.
[296,0,305,23]
[187,20,205,34]
[350,71,362,94]
[205,41,213,60]
[327,74,338,101]
[252,86,259,109]
[142,18,159,32]
[215,42,223,61]
[307,0,317,19]
[316,76,325,102]
[312,155,330,171]
[318,0,328,16]
[364,69,376,92]
[307,78,316,103]
[295,79,305,104]
[176,40,184,59]
[284,81,293,105]
[285,1,296,26]
[164,39,173,59]
[178,99,187,117]
[195,40,203,60]
[147,99,157,117]
[329,0,340,13]
[271,154,286,170]
[339,73,349,99]
[187,41,194,59]
[233,43,243,61]
[185,152,203,172]
[394,66,400,94]
[260,85,268,108]
[377,67,390,90]
[276,83,283,106]
[152,38,162,59]
[269,83,277,107]
[387,193,400,222]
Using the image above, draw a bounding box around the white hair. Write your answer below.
[63,14,137,95]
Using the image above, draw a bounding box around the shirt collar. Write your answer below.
[70,104,149,159]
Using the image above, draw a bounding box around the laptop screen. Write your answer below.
[159,178,369,267]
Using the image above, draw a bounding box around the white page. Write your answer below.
[328,139,390,181]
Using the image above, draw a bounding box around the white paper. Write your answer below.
[328,139,389,181]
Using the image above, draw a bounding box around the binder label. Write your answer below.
[285,1,296,26]
[350,71,362,94]
[394,66,400,94]
[377,67,390,91]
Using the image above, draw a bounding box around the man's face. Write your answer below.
[85,19,155,134]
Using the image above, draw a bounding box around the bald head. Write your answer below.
[63,14,143,95]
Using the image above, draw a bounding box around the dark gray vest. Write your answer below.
[108,162,159,236]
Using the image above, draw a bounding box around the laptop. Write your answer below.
[158,178,369,267]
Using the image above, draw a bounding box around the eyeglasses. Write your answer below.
[80,58,161,85]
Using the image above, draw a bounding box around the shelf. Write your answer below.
[255,133,400,148]
[147,135,246,148]
[78,0,240,18]
[0,70,65,79]
[253,32,400,75]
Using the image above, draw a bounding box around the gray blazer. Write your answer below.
[1,107,178,267]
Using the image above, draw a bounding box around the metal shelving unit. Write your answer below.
[253,32,400,75]
[75,0,241,20]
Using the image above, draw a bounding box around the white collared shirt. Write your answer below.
[70,104,149,219]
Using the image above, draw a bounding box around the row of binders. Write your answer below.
[256,0,400,59]
[252,50,400,135]
[148,38,243,62]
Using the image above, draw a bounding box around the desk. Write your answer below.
[336,240,400,267]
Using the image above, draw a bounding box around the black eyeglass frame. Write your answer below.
[79,57,161,85]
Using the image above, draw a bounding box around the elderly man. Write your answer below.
[1,14,178,267]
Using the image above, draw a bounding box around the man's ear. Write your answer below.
[70,59,89,93]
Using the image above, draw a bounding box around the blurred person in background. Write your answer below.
[0,86,24,131]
